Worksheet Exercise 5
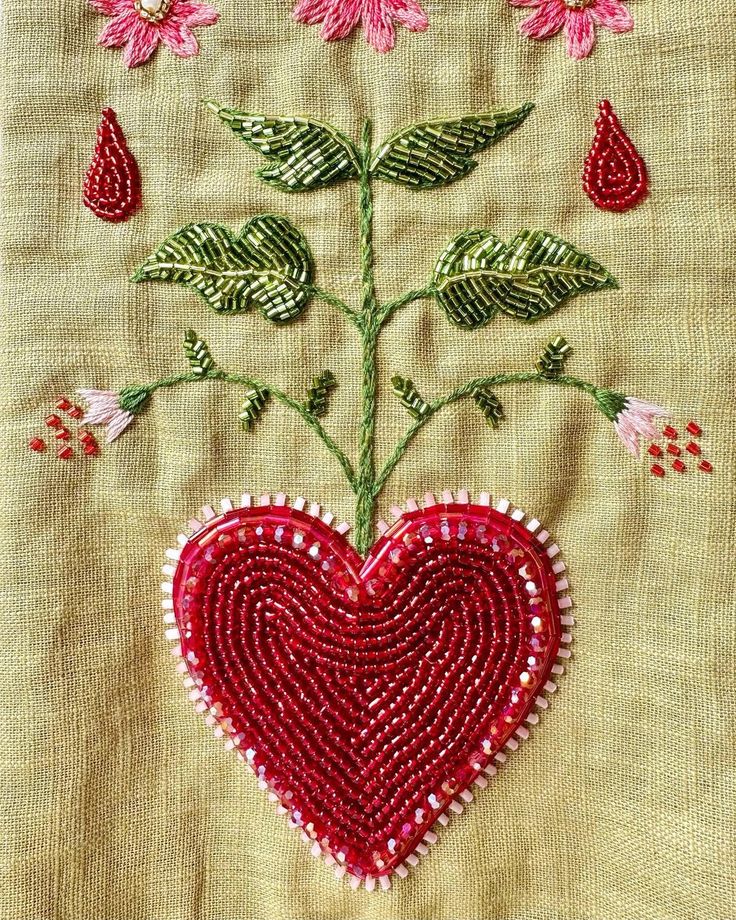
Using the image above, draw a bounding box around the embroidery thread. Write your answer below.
[83,108,141,223]
[88,0,219,69]
[583,101,649,212]
[507,0,634,61]
[292,0,429,53]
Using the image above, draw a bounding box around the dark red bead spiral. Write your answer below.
[83,108,141,222]
[172,501,564,879]
[583,100,648,213]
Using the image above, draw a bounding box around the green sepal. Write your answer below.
[183,330,214,376]
[370,105,534,189]
[536,336,572,378]
[473,388,504,429]
[118,385,151,415]
[392,375,430,419]
[238,385,269,430]
[433,229,617,329]
[593,388,627,422]
[206,103,360,192]
[305,370,336,417]
[132,215,314,323]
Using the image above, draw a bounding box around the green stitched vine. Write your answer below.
[87,105,640,555]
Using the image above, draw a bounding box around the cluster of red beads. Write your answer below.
[583,100,649,213]
[173,502,563,879]
[28,396,99,460]
[648,420,711,478]
[83,108,141,223]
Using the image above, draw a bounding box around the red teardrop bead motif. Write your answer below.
[83,108,141,223]
[583,100,648,213]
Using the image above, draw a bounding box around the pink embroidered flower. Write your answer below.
[508,0,633,61]
[293,0,428,53]
[89,0,219,69]
[593,390,669,458]
[79,387,150,441]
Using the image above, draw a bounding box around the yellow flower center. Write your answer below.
[134,0,172,23]
[564,0,594,8]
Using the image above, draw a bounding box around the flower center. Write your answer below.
[134,0,172,22]
[564,0,594,8]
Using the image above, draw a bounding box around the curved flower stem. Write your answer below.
[373,371,601,497]
[146,369,358,490]
[307,286,362,328]
[375,285,437,329]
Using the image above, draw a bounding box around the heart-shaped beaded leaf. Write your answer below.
[163,492,572,888]
[132,215,314,322]
[433,228,617,328]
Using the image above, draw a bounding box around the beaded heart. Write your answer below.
[83,108,141,222]
[162,491,572,888]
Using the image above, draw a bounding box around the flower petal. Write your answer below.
[292,0,334,25]
[519,0,565,41]
[387,0,429,32]
[174,0,220,27]
[106,410,136,442]
[121,18,161,66]
[590,0,633,33]
[564,8,596,60]
[88,0,130,15]
[159,18,200,56]
[97,9,140,47]
[362,0,397,52]
[320,0,362,40]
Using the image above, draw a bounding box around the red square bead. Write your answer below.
[686,421,702,437]
[662,425,678,439]
[55,397,73,411]
[55,428,71,441]
[647,444,663,458]
[672,460,686,473]
[44,414,62,429]
[57,445,73,460]
[83,443,100,456]
[67,405,83,419]
[650,464,665,478]
[685,441,701,456]
[28,437,45,453]
[698,460,713,473]
[666,443,681,456]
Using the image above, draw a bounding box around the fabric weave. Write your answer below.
[1,1,734,918]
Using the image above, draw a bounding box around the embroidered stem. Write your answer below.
[354,120,380,556]
[374,371,599,495]
[144,370,357,488]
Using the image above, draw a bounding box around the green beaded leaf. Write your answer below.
[305,370,336,417]
[239,385,269,430]
[536,335,572,378]
[207,103,360,192]
[473,388,504,429]
[392,375,430,419]
[132,216,314,323]
[183,330,214,376]
[369,106,534,189]
[433,229,617,328]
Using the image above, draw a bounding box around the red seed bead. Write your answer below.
[662,425,678,439]
[672,460,686,473]
[685,441,701,456]
[67,405,83,419]
[698,460,713,473]
[647,444,663,458]
[78,429,97,445]
[83,443,100,456]
[57,445,73,460]
[650,464,665,478]
[44,414,62,429]
[686,421,702,437]
[55,397,73,411]
[55,428,71,441]
[666,443,681,456]
[28,437,45,452]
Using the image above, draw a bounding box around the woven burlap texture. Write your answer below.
[1,1,734,918]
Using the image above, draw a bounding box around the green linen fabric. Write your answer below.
[1,1,734,918]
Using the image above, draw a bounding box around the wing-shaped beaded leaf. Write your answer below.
[433,229,617,328]
[207,104,360,192]
[305,370,337,417]
[473,388,504,428]
[132,216,314,323]
[183,330,214,376]
[239,385,269,429]
[369,106,534,189]
[392,375,430,419]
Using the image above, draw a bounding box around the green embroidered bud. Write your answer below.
[183,330,214,376]
[592,387,627,422]
[392,376,430,419]
[536,336,572,378]
[305,370,336,417]
[238,385,269,430]
[473,388,504,428]
[118,385,152,415]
